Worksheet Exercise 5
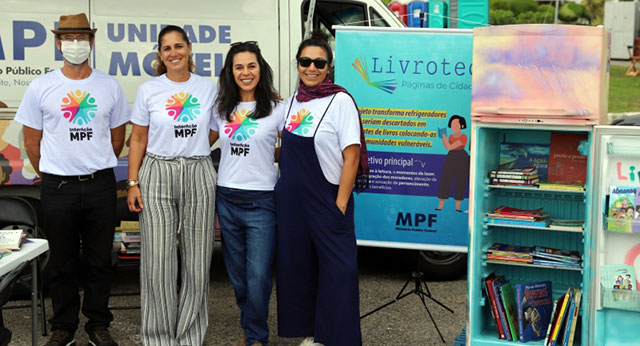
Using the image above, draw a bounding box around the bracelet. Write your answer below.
[126,179,139,189]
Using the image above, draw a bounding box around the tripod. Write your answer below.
[360,271,453,343]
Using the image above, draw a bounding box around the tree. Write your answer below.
[582,0,605,25]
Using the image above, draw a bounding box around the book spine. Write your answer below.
[550,289,572,345]
[517,284,524,341]
[561,296,576,346]
[485,278,506,339]
[567,289,581,346]
[493,282,512,341]
[490,178,539,184]
[544,297,561,346]
[489,218,549,228]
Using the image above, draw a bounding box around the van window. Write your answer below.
[302,1,367,37]
[369,7,389,27]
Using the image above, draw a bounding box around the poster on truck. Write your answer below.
[335,27,473,251]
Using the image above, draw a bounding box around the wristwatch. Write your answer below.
[126,179,139,189]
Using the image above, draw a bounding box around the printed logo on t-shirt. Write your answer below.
[224,108,257,157]
[166,92,200,138]
[61,90,96,141]
[286,109,314,136]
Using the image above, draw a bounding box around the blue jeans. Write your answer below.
[217,186,276,345]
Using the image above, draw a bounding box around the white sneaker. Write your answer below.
[298,337,325,346]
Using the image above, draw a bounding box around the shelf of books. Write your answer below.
[468,123,593,345]
[590,127,640,345]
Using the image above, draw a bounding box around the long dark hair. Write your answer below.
[153,25,195,76]
[216,42,278,121]
[296,29,333,64]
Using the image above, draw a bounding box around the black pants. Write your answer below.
[41,169,116,332]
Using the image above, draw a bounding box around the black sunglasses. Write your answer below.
[230,41,258,47]
[297,57,329,69]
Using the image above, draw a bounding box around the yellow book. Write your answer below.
[120,221,140,230]
[550,288,572,344]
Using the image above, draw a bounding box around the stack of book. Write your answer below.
[537,182,585,192]
[483,274,554,342]
[486,243,533,264]
[487,206,550,228]
[531,246,582,269]
[489,166,539,186]
[0,229,27,251]
[544,287,582,346]
[548,219,584,232]
[114,221,141,260]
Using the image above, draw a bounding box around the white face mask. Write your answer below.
[61,40,91,65]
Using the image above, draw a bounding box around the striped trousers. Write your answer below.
[138,153,216,346]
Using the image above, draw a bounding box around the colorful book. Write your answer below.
[492,277,512,341]
[488,217,550,228]
[566,288,582,346]
[492,206,544,217]
[547,132,588,184]
[488,243,534,259]
[561,288,581,346]
[607,185,636,233]
[531,259,582,269]
[484,274,506,339]
[548,219,584,232]
[500,283,519,341]
[490,177,540,185]
[533,246,581,263]
[544,295,563,346]
[489,172,539,180]
[490,166,538,177]
[499,143,550,181]
[549,288,573,346]
[537,182,585,191]
[516,281,553,342]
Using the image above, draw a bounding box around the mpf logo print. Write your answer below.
[352,56,397,94]
[224,109,258,141]
[286,109,314,136]
[61,90,97,125]
[166,92,201,122]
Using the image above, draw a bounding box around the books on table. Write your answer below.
[0,229,27,251]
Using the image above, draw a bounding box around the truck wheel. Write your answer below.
[418,250,467,280]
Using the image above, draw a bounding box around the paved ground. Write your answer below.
[4,244,467,346]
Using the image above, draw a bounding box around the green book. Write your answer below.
[500,283,519,342]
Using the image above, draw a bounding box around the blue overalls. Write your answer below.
[275,94,362,346]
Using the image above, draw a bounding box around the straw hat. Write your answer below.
[51,13,97,35]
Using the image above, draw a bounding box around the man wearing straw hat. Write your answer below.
[15,13,129,346]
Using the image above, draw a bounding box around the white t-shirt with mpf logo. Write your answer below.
[15,69,130,176]
[212,101,285,191]
[130,73,217,158]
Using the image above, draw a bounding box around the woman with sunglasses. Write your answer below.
[127,25,217,346]
[211,41,283,346]
[275,29,369,346]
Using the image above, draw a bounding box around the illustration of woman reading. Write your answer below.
[435,115,469,212]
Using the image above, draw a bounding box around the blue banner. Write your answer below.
[335,28,473,250]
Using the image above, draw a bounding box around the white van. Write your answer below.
[0,0,402,190]
[0,0,403,108]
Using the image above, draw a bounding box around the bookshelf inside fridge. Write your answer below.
[468,123,593,345]
[591,126,640,345]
